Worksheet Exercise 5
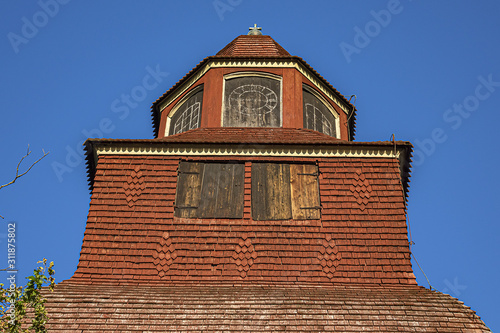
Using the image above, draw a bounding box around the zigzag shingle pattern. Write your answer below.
[50,140,491,331]
[43,28,491,331]
[43,283,490,332]
[72,155,415,285]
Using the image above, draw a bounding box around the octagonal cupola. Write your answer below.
[152,28,356,141]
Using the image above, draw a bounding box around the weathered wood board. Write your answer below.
[290,164,320,219]
[175,162,244,218]
[252,163,292,220]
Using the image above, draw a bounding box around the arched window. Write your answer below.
[223,73,281,128]
[167,86,203,136]
[303,85,338,138]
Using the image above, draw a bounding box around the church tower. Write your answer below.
[44,26,490,332]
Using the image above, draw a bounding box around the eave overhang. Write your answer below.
[84,138,412,204]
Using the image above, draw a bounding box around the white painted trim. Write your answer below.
[158,60,350,115]
[223,71,282,80]
[221,71,283,127]
[95,144,402,160]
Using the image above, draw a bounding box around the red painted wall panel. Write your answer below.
[158,67,350,140]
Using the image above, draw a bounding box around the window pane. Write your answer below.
[303,88,336,137]
[169,88,203,136]
[224,76,281,127]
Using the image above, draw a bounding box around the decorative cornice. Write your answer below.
[158,60,350,114]
[95,143,401,159]
[86,139,412,206]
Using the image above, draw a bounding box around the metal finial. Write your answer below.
[248,24,262,35]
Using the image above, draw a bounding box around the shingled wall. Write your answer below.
[71,154,415,285]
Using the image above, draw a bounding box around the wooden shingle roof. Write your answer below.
[215,35,291,57]
[44,283,490,332]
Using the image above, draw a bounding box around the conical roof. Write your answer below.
[215,35,290,58]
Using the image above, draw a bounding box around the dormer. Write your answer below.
[152,30,356,140]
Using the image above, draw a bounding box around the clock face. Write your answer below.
[228,84,278,115]
[224,76,281,127]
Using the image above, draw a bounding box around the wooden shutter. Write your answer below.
[174,162,203,218]
[197,163,244,218]
[252,163,292,220]
[216,163,244,218]
[290,164,321,219]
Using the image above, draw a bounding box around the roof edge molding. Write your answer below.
[157,58,352,115]
[84,135,413,205]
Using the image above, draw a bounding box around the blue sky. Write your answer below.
[1,0,498,330]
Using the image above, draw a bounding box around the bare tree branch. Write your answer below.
[0,267,17,272]
[0,145,49,219]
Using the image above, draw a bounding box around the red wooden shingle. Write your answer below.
[56,127,490,331]
[215,35,291,58]
[73,155,417,285]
